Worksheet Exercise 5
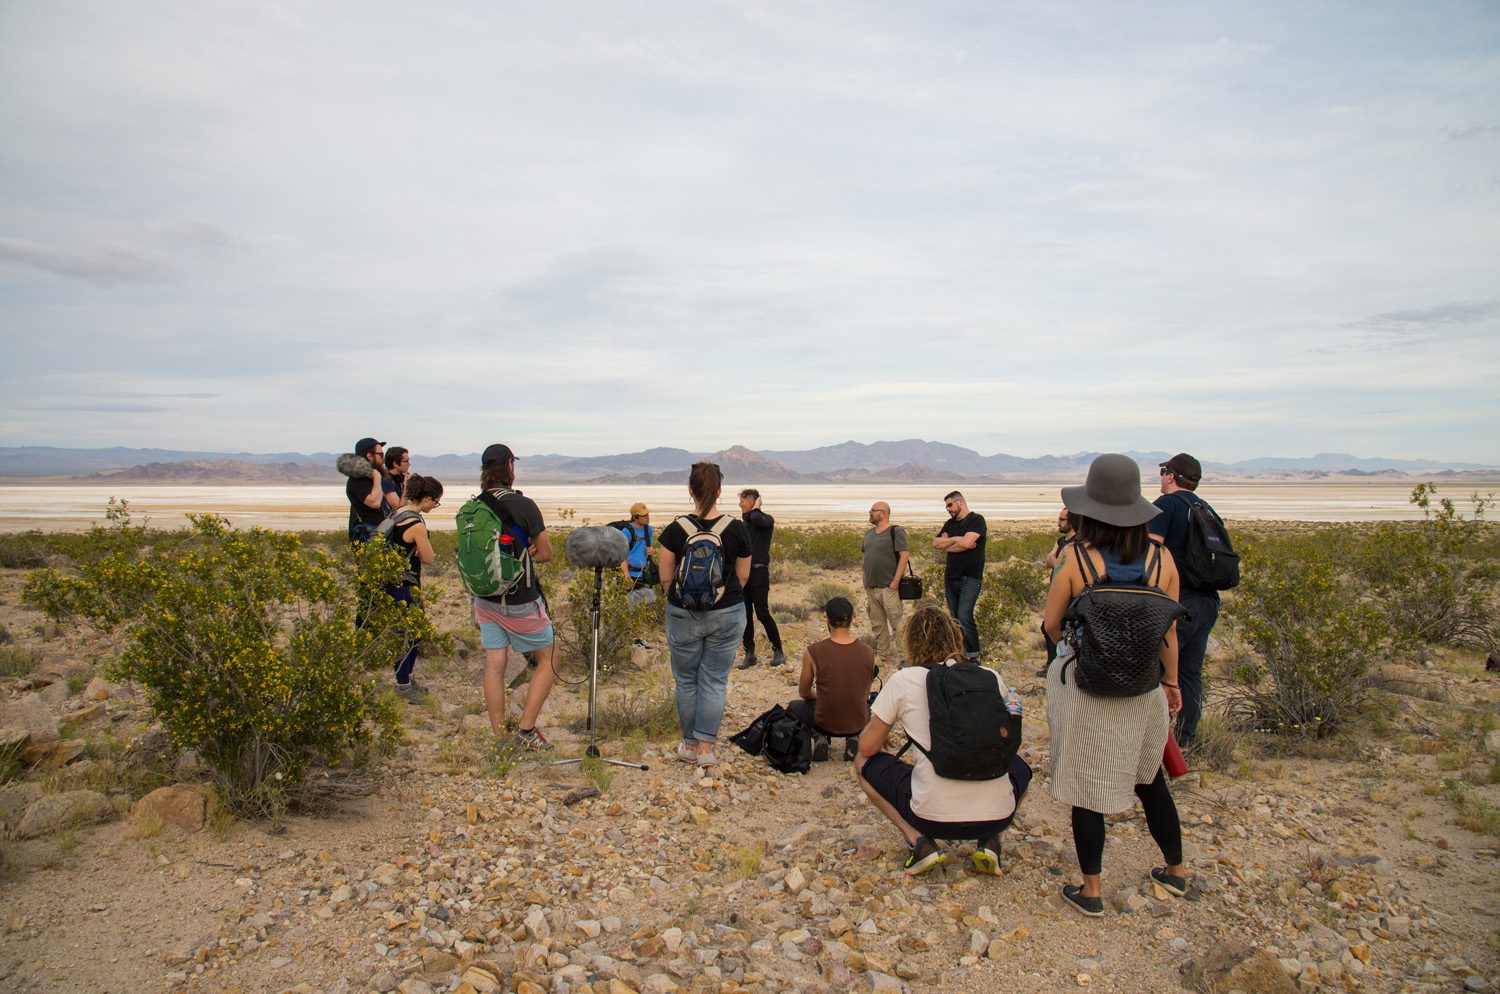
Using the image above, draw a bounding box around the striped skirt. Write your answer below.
[1046,639,1170,814]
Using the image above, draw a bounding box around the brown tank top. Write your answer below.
[807,638,878,735]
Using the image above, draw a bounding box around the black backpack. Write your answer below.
[1172,492,1240,591]
[904,661,1020,781]
[1061,540,1186,698]
[763,711,813,774]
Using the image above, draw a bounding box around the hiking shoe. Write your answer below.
[1062,884,1104,917]
[843,738,859,762]
[770,650,787,667]
[395,681,428,704]
[513,727,554,751]
[903,836,946,876]
[1150,867,1189,897]
[736,654,758,670]
[695,750,718,768]
[972,836,1001,876]
[811,735,830,763]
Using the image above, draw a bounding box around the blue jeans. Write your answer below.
[666,603,747,743]
[1175,590,1220,745]
[944,573,983,658]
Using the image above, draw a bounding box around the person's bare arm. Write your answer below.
[735,555,751,587]
[1043,556,1077,642]
[798,650,815,700]
[363,470,382,509]
[854,714,892,774]
[530,531,554,564]
[889,550,910,589]
[411,521,435,565]
[658,548,677,588]
[1157,548,1183,713]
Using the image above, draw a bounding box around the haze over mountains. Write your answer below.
[1,443,1494,485]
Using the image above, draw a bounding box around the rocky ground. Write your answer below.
[0,561,1497,994]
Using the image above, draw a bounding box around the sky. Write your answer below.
[1,1,1497,463]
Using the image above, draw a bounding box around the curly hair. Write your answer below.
[902,607,964,666]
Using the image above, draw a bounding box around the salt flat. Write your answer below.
[4,479,1495,532]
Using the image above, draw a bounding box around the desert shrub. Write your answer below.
[591,690,678,740]
[1223,542,1387,737]
[21,514,430,817]
[0,646,41,678]
[556,570,663,675]
[985,530,1058,562]
[1355,485,1498,653]
[806,580,857,614]
[776,528,863,569]
[0,532,51,569]
[988,557,1050,613]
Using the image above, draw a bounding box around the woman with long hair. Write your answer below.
[1043,453,1189,916]
[854,607,1031,877]
[387,473,442,702]
[655,462,752,768]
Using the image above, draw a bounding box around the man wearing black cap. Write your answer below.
[347,437,387,542]
[472,443,560,750]
[1149,453,1217,749]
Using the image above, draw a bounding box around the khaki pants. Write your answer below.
[866,586,904,663]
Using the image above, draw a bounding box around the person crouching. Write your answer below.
[786,597,878,761]
[855,608,1032,876]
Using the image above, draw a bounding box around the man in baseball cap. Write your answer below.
[617,501,656,592]
[1149,452,1217,750]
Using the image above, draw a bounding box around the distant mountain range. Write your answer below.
[1,442,1495,485]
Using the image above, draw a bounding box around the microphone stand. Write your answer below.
[553,563,648,772]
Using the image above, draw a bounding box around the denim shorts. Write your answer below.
[478,620,555,653]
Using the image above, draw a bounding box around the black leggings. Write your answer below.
[1070,769,1182,876]
[742,568,782,653]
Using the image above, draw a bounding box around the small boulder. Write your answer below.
[0,782,43,830]
[133,784,216,832]
[82,677,115,702]
[1183,941,1298,994]
[0,694,58,746]
[23,739,86,770]
[11,789,110,839]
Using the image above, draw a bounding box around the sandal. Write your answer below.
[1062,884,1104,917]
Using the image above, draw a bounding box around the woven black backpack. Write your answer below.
[1061,540,1186,698]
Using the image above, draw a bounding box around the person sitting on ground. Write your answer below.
[387,474,442,703]
[855,608,1032,877]
[786,597,878,760]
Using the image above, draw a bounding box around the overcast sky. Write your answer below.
[1,2,1497,462]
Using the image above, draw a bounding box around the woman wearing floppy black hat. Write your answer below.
[1042,453,1190,917]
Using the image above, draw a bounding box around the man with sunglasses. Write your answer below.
[1149,453,1219,750]
[932,491,987,661]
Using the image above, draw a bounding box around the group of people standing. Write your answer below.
[346,438,1228,916]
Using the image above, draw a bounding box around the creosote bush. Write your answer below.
[22,513,432,817]
[1223,542,1387,737]
[556,569,663,674]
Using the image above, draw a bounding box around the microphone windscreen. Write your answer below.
[566,526,630,569]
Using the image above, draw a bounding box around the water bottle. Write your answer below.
[1004,688,1022,717]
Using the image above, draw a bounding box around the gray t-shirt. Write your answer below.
[861,524,909,588]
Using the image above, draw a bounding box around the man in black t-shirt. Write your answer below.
[736,489,785,669]
[1148,452,1219,750]
[346,437,387,542]
[933,490,987,661]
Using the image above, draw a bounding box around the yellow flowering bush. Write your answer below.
[23,514,432,815]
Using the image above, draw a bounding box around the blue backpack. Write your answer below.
[674,515,732,610]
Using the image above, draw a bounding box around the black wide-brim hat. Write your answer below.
[1061,453,1158,527]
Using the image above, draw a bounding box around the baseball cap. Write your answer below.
[630,502,649,517]
[1159,453,1202,485]
[481,443,518,466]
[355,437,384,457]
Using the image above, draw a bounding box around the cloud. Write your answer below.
[1445,124,1500,142]
[1313,301,1500,353]
[0,237,172,285]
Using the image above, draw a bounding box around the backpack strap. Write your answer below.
[1145,540,1164,586]
[1071,538,1102,587]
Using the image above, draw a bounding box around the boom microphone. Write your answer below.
[565,526,629,570]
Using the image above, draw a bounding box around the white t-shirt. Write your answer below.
[871,659,1018,823]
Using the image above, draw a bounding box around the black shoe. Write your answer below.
[903,836,946,876]
[843,738,859,762]
[812,735,830,762]
[736,654,758,670]
[1062,884,1104,917]
[972,836,1001,875]
[1151,867,1189,897]
[770,650,787,666]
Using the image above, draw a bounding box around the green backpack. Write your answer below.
[454,490,530,599]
